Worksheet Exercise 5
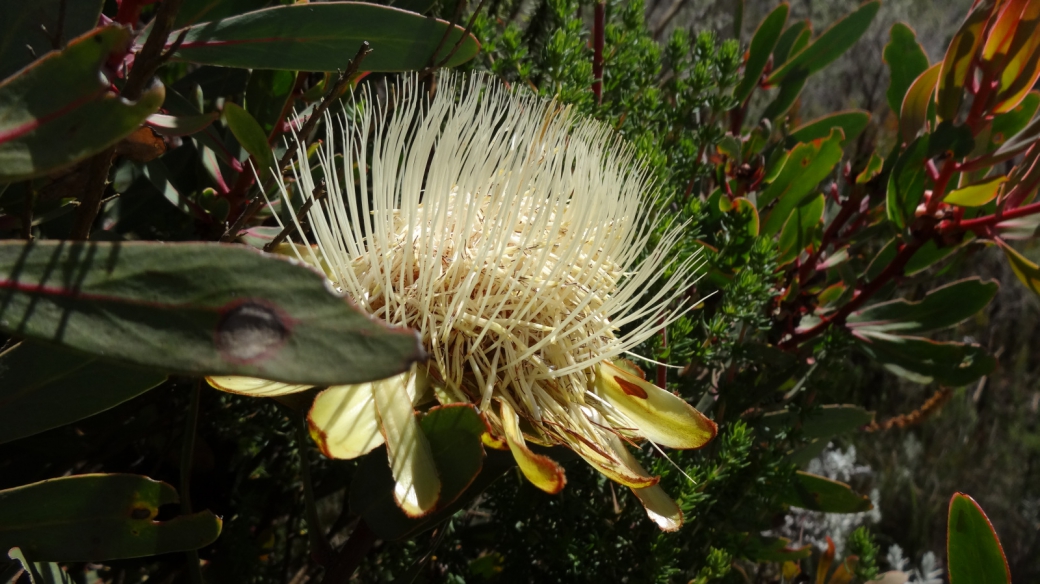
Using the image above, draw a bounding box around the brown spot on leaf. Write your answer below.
[615,376,648,399]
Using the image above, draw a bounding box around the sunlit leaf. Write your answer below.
[0,26,164,181]
[146,112,220,137]
[761,128,844,236]
[937,0,999,121]
[0,474,221,561]
[734,3,789,104]
[944,176,1007,206]
[899,63,941,142]
[224,102,276,181]
[0,240,425,385]
[171,2,480,72]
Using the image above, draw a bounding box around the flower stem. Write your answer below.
[293,413,335,566]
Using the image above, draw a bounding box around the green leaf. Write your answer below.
[989,90,1040,151]
[760,128,844,236]
[173,0,272,29]
[350,405,508,541]
[224,102,276,181]
[899,63,941,142]
[760,405,874,440]
[904,237,970,275]
[886,135,929,229]
[0,26,165,181]
[0,474,221,561]
[884,23,929,117]
[245,69,297,134]
[937,0,998,121]
[742,535,812,562]
[944,176,1007,207]
[172,2,480,72]
[7,548,74,584]
[999,238,1040,295]
[985,111,1040,166]
[788,110,870,145]
[772,21,809,66]
[766,1,880,85]
[0,341,166,445]
[848,278,998,335]
[0,240,425,386]
[781,471,873,513]
[0,0,104,80]
[856,151,884,184]
[146,112,220,137]
[777,193,823,264]
[734,3,789,104]
[853,333,995,385]
[390,0,438,15]
[948,493,1011,584]
[927,120,975,159]
[762,68,808,121]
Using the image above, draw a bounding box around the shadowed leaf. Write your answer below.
[947,493,1011,584]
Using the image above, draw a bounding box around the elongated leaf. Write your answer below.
[245,69,297,134]
[986,111,1040,166]
[782,471,872,513]
[1000,238,1040,295]
[992,1,1040,114]
[772,21,810,66]
[947,493,1011,584]
[989,90,1040,150]
[173,0,272,29]
[899,63,941,142]
[849,278,998,334]
[885,23,930,116]
[937,0,998,121]
[224,102,276,181]
[0,0,104,80]
[777,194,823,264]
[766,1,880,85]
[146,112,219,137]
[788,110,869,145]
[7,548,74,584]
[171,2,479,72]
[0,240,424,385]
[350,406,492,540]
[762,69,809,121]
[945,176,1007,206]
[735,3,789,104]
[886,136,929,229]
[760,405,874,440]
[904,237,971,275]
[761,129,844,236]
[0,26,164,181]
[0,341,166,444]
[854,333,995,385]
[0,474,221,561]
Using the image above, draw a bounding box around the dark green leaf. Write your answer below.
[0,27,165,181]
[884,23,929,116]
[904,237,969,275]
[0,474,221,561]
[781,471,873,513]
[927,121,975,159]
[172,2,480,72]
[762,68,808,121]
[777,193,823,264]
[245,69,297,134]
[772,21,809,66]
[173,0,273,29]
[986,111,1040,166]
[224,102,276,182]
[989,90,1040,152]
[351,406,509,541]
[0,240,425,386]
[390,0,438,15]
[0,341,166,445]
[886,136,929,229]
[848,278,998,335]
[766,1,880,85]
[787,110,870,145]
[760,128,844,236]
[742,535,812,562]
[853,334,995,385]
[734,3,789,105]
[0,0,104,80]
[760,405,874,440]
[948,493,1011,584]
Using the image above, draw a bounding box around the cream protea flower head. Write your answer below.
[210,73,716,531]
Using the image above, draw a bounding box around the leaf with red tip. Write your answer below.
[948,493,1011,584]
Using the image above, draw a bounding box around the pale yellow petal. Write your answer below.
[629,485,683,531]
[500,400,566,494]
[564,426,658,488]
[308,383,384,459]
[206,375,311,396]
[595,361,717,449]
[373,369,441,517]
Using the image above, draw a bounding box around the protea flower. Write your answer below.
[209,73,716,531]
